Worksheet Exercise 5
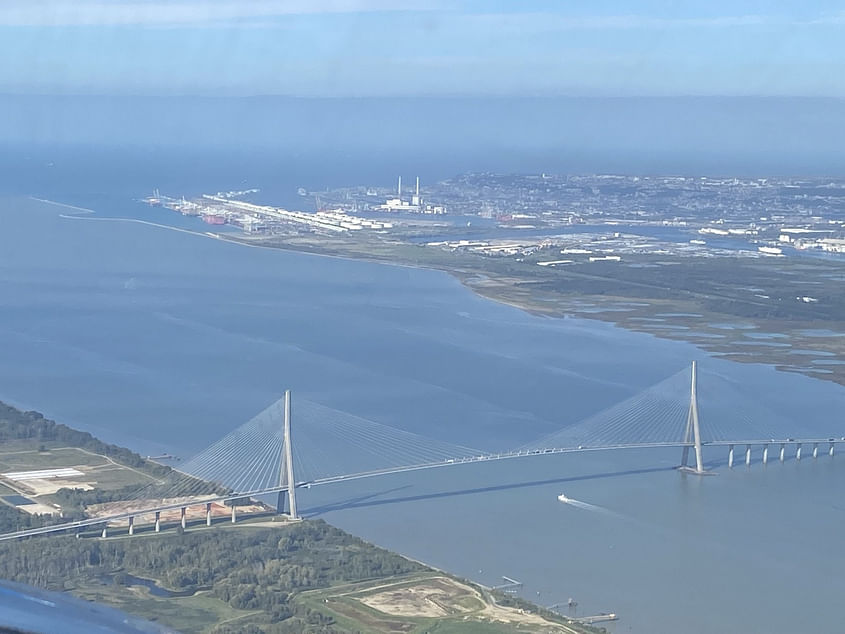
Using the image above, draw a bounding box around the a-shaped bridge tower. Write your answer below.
[679,361,707,474]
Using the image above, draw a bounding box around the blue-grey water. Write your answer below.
[2,196,845,634]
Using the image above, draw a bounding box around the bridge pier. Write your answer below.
[813,443,819,459]
[780,443,786,462]
[762,444,769,465]
[830,442,836,457]
[728,445,734,468]
[206,503,212,526]
[231,505,237,524]
[154,511,161,533]
[181,507,187,529]
[679,362,708,474]
[796,444,802,461]
[101,526,108,539]
[277,390,299,519]
[745,444,752,466]
[128,516,134,536]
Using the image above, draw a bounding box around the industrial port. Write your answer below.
[145,173,845,265]
[145,189,396,234]
[143,175,446,237]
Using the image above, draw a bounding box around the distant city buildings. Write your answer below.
[144,172,845,262]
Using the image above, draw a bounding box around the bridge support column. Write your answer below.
[101,526,108,539]
[128,516,134,536]
[154,511,161,533]
[231,505,237,524]
[830,442,835,457]
[181,507,186,529]
[728,445,734,468]
[277,390,299,519]
[679,361,707,474]
[780,444,785,462]
[745,445,752,466]
[796,444,802,461]
[206,503,212,526]
[762,444,769,465]
[813,443,819,459]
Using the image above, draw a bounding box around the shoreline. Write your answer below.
[224,233,845,391]
[0,399,587,633]
[29,194,845,391]
[36,196,441,273]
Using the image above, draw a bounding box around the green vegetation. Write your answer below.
[66,583,259,633]
[0,522,595,633]
[0,400,600,633]
[0,498,44,533]
[0,402,182,528]
[0,521,421,633]
[0,402,170,478]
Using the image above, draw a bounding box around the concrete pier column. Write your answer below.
[101,526,108,539]
[779,444,786,462]
[154,511,161,533]
[231,505,237,523]
[762,444,769,465]
[813,443,819,458]
[180,507,187,529]
[745,444,752,466]
[796,444,802,461]
[830,442,835,457]
[728,445,734,468]
[128,516,135,536]
[206,503,212,526]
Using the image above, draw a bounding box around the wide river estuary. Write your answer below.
[2,197,845,633]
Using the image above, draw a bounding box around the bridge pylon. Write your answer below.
[679,361,710,475]
[276,390,299,519]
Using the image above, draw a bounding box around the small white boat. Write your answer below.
[557,494,570,503]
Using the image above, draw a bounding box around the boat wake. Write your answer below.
[558,494,621,518]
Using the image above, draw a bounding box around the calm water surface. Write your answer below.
[1,197,844,633]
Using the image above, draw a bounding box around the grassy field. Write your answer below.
[0,446,109,470]
[67,582,261,633]
[0,444,158,506]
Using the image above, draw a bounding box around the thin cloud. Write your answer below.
[807,11,845,26]
[0,0,444,27]
[461,11,840,33]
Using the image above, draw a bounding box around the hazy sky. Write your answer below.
[2,0,844,97]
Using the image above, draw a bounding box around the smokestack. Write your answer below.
[398,176,402,199]
[416,176,420,197]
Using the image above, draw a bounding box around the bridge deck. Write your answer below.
[1,437,837,542]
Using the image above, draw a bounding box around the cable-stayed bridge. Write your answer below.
[2,361,841,541]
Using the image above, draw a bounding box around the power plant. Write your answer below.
[379,176,445,214]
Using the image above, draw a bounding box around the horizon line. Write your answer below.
[2,91,845,101]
